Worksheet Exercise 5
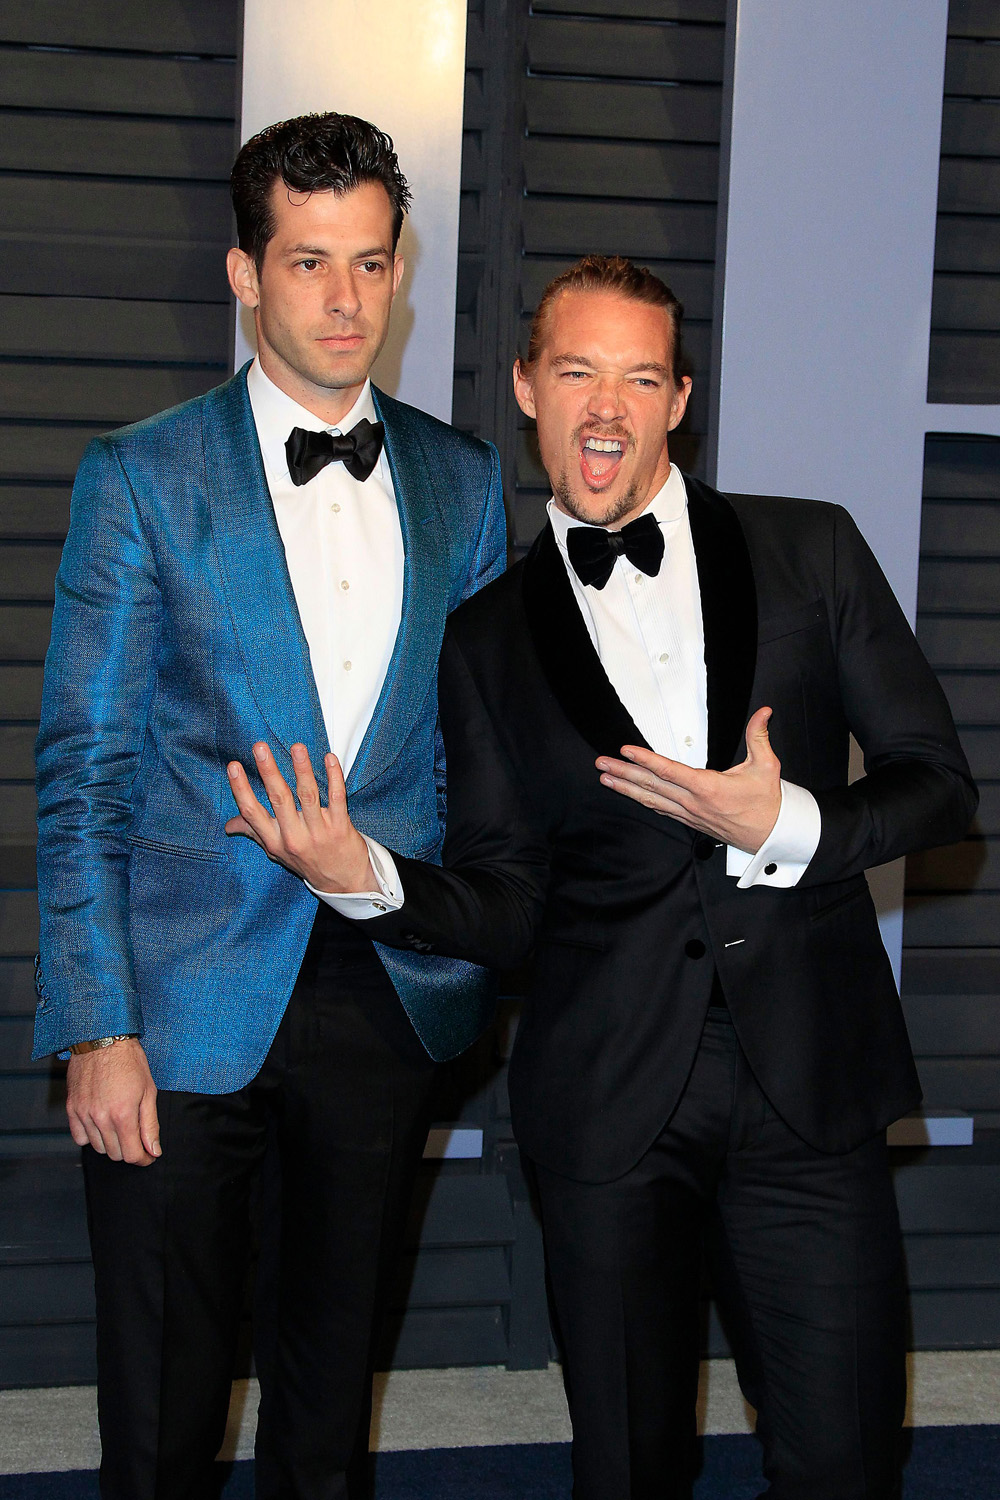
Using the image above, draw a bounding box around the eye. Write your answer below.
[360,260,386,274]
[296,259,320,271]
[561,370,589,381]
[632,377,659,388]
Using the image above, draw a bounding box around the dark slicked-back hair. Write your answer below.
[231,112,412,269]
[521,255,688,383]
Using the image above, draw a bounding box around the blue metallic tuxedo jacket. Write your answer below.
[32,364,506,1089]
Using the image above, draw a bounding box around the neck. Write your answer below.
[256,346,365,427]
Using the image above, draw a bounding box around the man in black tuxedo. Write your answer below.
[227,256,977,1499]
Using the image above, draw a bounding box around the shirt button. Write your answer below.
[659,652,669,663]
[343,660,352,672]
[634,573,644,585]
[764,862,777,875]
[684,735,694,747]
[340,579,350,591]
[331,502,341,513]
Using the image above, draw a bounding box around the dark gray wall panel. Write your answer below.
[930,17,1000,400]
[894,1161,1000,1232]
[920,501,1000,555]
[0,1324,96,1389]
[0,365,223,425]
[909,1289,1000,1348]
[524,78,721,142]
[0,235,230,302]
[528,17,724,81]
[931,274,1000,332]
[523,140,720,202]
[904,994,1000,1054]
[0,604,51,661]
[0,177,231,240]
[0,667,43,721]
[905,893,1000,946]
[0,1076,66,1133]
[0,727,37,784]
[940,672,1000,725]
[927,333,1000,404]
[906,839,998,891]
[0,544,60,601]
[0,1,239,52]
[941,98,1000,156]
[535,0,725,17]
[0,424,116,482]
[0,960,35,1017]
[917,616,1000,668]
[905,1232,1000,1288]
[0,47,237,118]
[522,199,717,261]
[0,488,71,540]
[916,1058,1000,1111]
[0,113,234,181]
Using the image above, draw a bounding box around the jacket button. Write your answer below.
[685,939,706,959]
[694,836,715,861]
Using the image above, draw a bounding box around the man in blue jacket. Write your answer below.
[32,112,505,1499]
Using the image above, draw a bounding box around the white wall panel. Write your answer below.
[237,0,468,422]
[710,0,955,976]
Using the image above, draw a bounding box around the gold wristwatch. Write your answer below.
[68,1034,138,1055]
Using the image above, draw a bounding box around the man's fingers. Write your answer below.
[291,743,324,828]
[139,1088,161,1160]
[251,742,300,837]
[744,706,777,764]
[223,813,265,845]
[597,753,696,805]
[324,753,350,821]
[226,759,277,843]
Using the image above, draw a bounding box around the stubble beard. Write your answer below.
[552,470,643,529]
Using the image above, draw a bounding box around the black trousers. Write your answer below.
[82,906,436,1500]
[531,1010,907,1500]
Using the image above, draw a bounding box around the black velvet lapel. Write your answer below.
[685,474,759,770]
[521,522,650,758]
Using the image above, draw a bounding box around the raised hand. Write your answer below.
[595,706,782,854]
[226,742,375,893]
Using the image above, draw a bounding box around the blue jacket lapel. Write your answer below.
[203,366,329,772]
[347,386,451,795]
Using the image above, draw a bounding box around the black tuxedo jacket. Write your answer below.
[367,476,977,1181]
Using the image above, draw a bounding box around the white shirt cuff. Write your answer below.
[307,836,405,918]
[725,780,821,890]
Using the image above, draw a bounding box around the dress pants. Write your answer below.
[530,1010,907,1500]
[82,905,437,1500]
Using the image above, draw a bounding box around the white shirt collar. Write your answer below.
[547,464,688,555]
[246,356,378,485]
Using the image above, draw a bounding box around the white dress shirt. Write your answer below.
[548,468,821,888]
[322,465,821,917]
[247,358,404,772]
[246,358,404,915]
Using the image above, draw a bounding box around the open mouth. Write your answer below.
[580,434,626,489]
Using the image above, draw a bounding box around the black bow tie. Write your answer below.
[285,418,385,486]
[565,512,665,590]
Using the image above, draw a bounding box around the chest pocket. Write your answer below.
[757,598,827,646]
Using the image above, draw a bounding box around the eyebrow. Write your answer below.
[550,354,670,375]
[285,243,391,258]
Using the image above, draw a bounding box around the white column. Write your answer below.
[710,0,955,977]
[237,0,468,423]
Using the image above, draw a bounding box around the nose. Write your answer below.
[587,377,625,424]
[325,266,361,320]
